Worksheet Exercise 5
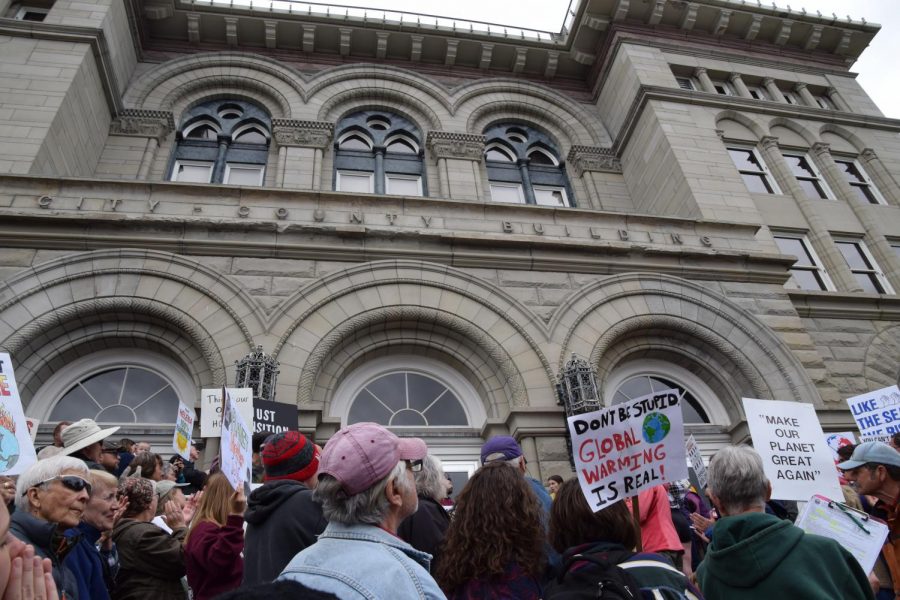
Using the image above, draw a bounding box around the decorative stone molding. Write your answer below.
[566,145,622,176]
[272,119,333,149]
[426,131,486,162]
[811,142,831,157]
[109,109,175,139]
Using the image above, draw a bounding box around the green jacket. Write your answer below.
[696,512,873,600]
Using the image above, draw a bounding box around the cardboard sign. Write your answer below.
[24,417,40,442]
[172,401,195,460]
[847,385,900,441]
[0,353,38,475]
[743,397,843,502]
[220,389,252,492]
[824,431,857,462]
[685,434,708,491]
[200,387,253,437]
[253,399,295,434]
[568,388,688,511]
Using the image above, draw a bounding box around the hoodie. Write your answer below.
[242,479,328,586]
[696,512,873,600]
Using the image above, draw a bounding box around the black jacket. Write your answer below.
[10,510,81,599]
[397,495,450,570]
[242,479,328,585]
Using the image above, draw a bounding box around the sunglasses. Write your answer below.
[405,459,423,472]
[25,475,92,496]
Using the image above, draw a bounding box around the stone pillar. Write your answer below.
[794,83,817,107]
[566,146,623,210]
[426,131,486,201]
[693,67,716,93]
[374,148,385,195]
[519,436,542,481]
[827,87,851,112]
[109,110,175,181]
[860,148,900,206]
[763,78,786,103]
[759,136,861,292]
[729,73,752,98]
[271,120,333,190]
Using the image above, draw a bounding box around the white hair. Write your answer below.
[414,454,445,502]
[16,455,90,512]
[315,461,413,525]
[707,445,769,515]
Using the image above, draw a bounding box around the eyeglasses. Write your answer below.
[25,475,92,496]
[405,459,423,473]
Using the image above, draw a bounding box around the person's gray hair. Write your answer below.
[315,461,412,525]
[415,454,445,502]
[16,455,90,512]
[707,445,769,515]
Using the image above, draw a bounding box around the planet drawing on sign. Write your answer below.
[642,412,671,444]
[0,406,20,472]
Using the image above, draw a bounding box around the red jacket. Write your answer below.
[184,515,244,600]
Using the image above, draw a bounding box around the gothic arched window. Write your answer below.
[333,111,425,196]
[170,99,271,186]
[483,124,574,207]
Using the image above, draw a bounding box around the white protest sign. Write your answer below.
[824,431,857,463]
[743,397,843,502]
[847,385,900,442]
[0,353,38,475]
[685,434,707,490]
[200,387,253,437]
[25,417,40,442]
[220,389,252,492]
[172,401,195,460]
[568,388,688,511]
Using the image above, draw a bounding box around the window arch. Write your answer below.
[170,99,271,186]
[333,111,425,197]
[483,123,574,207]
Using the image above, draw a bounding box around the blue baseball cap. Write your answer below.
[480,436,523,464]
[837,441,900,470]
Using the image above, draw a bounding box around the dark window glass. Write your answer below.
[340,135,370,151]
[836,242,871,271]
[774,237,815,267]
[186,125,218,141]
[728,149,760,172]
[486,147,514,162]
[614,375,709,424]
[51,367,178,423]
[528,151,556,165]
[784,155,815,178]
[386,139,416,154]
[348,389,393,424]
[348,371,469,426]
[234,129,267,144]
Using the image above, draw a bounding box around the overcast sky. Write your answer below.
[323,0,898,118]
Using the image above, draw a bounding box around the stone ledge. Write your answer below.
[788,290,900,320]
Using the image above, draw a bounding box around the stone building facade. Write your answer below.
[1,0,899,482]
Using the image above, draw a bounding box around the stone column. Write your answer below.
[762,78,786,103]
[271,120,333,189]
[566,146,623,210]
[693,67,716,93]
[109,109,175,181]
[729,73,752,98]
[860,148,900,206]
[827,87,851,112]
[794,83,817,107]
[374,147,385,195]
[426,131,486,201]
[759,136,861,292]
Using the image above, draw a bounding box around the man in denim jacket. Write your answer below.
[279,422,447,600]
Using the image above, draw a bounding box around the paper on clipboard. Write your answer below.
[795,494,888,574]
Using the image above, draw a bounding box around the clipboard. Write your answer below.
[795,494,888,574]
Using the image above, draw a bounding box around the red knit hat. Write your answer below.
[262,431,320,482]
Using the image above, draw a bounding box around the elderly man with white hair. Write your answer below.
[11,455,92,599]
[279,422,446,599]
[696,445,873,600]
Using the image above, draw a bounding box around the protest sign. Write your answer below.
[253,399,295,434]
[685,434,707,490]
[200,387,253,437]
[824,431,857,462]
[743,397,843,501]
[25,417,40,442]
[172,401,195,460]
[568,388,688,511]
[220,389,252,492]
[0,353,38,475]
[796,494,888,575]
[846,385,900,442]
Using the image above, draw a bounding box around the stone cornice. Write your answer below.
[271,120,333,149]
[566,146,622,176]
[110,109,175,139]
[426,131,486,162]
[788,290,900,320]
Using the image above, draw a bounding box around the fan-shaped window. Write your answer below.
[170,99,270,186]
[348,371,468,427]
[483,123,574,207]
[613,375,709,424]
[334,111,425,196]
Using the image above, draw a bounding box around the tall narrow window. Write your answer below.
[710,80,733,96]
[727,147,778,194]
[773,235,833,291]
[835,240,893,294]
[748,86,769,101]
[835,159,885,205]
[675,77,696,91]
[783,153,832,200]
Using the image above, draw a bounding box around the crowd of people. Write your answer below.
[0,417,898,600]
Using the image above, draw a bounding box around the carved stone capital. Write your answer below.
[760,135,780,151]
[566,145,621,177]
[426,131,486,161]
[272,119,334,149]
[811,142,831,157]
[110,109,175,140]
[861,147,878,162]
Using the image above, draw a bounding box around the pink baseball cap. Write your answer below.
[319,422,427,496]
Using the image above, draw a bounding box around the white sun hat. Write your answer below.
[60,418,120,457]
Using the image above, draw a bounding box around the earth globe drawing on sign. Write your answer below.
[642,412,671,444]
[0,426,20,472]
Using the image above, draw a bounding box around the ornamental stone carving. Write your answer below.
[566,145,622,176]
[272,119,333,149]
[109,109,175,139]
[426,131,486,161]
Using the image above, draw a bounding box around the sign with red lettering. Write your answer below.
[743,397,843,502]
[568,389,688,511]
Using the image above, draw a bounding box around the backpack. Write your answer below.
[545,552,691,600]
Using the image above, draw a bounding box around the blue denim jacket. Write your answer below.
[279,522,447,600]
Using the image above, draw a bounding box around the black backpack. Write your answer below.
[544,552,642,600]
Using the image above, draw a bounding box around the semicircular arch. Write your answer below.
[767,117,819,147]
[714,110,768,140]
[818,123,869,153]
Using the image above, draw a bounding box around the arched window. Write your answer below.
[333,111,425,197]
[170,99,271,186]
[483,124,574,207]
[613,374,709,423]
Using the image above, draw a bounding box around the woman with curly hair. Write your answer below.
[434,462,544,599]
